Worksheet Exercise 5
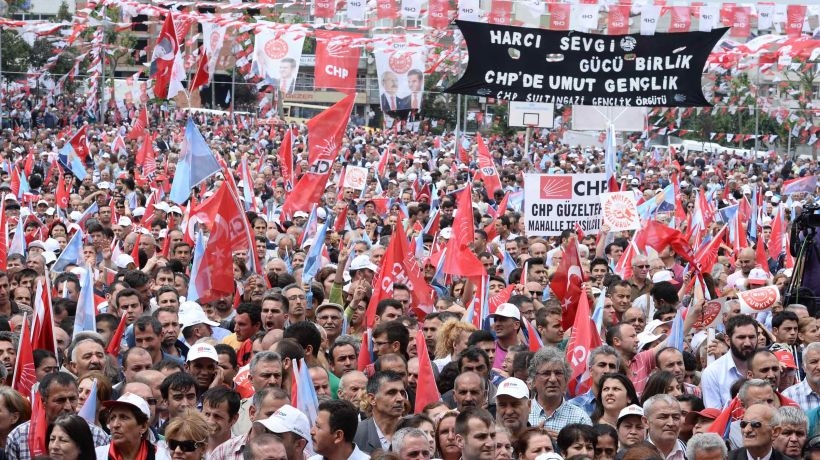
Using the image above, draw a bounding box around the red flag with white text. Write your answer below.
[566,293,601,397]
[314,31,362,94]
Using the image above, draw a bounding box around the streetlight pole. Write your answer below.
[0,1,8,130]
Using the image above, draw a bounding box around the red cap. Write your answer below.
[774,350,798,369]
[685,407,721,425]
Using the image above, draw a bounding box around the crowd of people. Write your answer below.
[0,104,814,460]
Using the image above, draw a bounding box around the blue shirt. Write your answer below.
[568,389,596,414]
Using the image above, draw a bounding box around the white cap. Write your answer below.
[637,328,665,351]
[169,206,182,215]
[133,207,146,217]
[98,181,112,190]
[350,255,378,272]
[254,404,311,440]
[179,304,220,329]
[43,251,56,265]
[114,254,135,269]
[617,404,644,423]
[496,377,529,399]
[651,270,679,285]
[644,319,671,335]
[69,211,83,222]
[28,240,45,250]
[117,216,132,227]
[316,208,327,220]
[534,454,564,460]
[102,393,151,420]
[293,211,309,219]
[43,238,61,252]
[493,303,520,320]
[155,202,171,213]
[440,227,453,239]
[186,343,218,363]
[748,267,770,285]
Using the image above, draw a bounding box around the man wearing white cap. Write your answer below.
[495,377,531,443]
[492,303,522,371]
[185,343,221,398]
[179,305,220,349]
[617,404,647,449]
[252,404,311,460]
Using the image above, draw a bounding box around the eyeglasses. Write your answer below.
[167,439,203,452]
[529,291,543,297]
[633,264,650,269]
[740,420,763,429]
[535,369,564,378]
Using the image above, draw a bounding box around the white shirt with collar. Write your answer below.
[700,349,744,408]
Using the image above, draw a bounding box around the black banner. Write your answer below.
[445,21,727,107]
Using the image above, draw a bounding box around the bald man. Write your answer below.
[726,247,756,288]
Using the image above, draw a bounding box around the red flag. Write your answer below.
[131,233,141,266]
[607,5,631,34]
[357,330,371,371]
[12,315,36,394]
[68,125,89,160]
[190,49,210,92]
[475,134,502,196]
[429,0,451,28]
[282,94,355,217]
[483,192,509,242]
[668,6,691,31]
[550,241,585,330]
[488,0,513,25]
[548,3,571,30]
[136,134,157,177]
[693,225,728,274]
[566,293,601,397]
[150,11,180,100]
[290,361,299,406]
[634,220,694,264]
[755,234,770,274]
[279,128,295,191]
[31,277,56,356]
[769,207,785,260]
[525,318,542,352]
[23,151,34,176]
[314,0,336,17]
[414,330,441,412]
[785,5,807,38]
[729,6,751,38]
[314,30,362,94]
[127,107,149,141]
[376,0,398,19]
[442,185,485,278]
[28,391,46,457]
[106,314,128,357]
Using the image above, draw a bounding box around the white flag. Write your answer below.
[572,4,600,32]
[697,5,719,32]
[401,0,421,18]
[640,5,660,35]
[347,0,366,21]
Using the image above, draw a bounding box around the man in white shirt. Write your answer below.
[701,315,758,408]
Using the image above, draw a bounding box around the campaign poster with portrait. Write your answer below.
[252,26,306,95]
[373,34,427,115]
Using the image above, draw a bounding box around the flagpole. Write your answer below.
[100,6,106,120]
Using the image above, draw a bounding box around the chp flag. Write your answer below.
[373,34,427,113]
[314,30,363,94]
[252,26,306,95]
[524,173,607,236]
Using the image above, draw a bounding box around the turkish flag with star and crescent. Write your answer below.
[550,239,585,330]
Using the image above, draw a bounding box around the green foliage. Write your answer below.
[56,1,71,21]
[0,29,32,76]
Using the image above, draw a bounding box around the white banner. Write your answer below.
[201,22,227,77]
[600,192,641,231]
[640,5,661,35]
[572,4,599,32]
[697,5,719,32]
[343,165,369,190]
[524,173,607,236]
[373,35,427,113]
[402,0,422,19]
[347,0,366,21]
[458,0,482,21]
[757,3,774,30]
[252,27,306,95]
[738,285,780,314]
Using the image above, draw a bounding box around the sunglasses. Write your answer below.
[740,420,763,429]
[167,439,203,452]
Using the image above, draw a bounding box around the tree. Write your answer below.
[56,1,71,21]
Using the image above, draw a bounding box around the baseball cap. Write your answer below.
[254,404,311,440]
[186,343,218,363]
[179,305,220,330]
[133,207,145,217]
[644,319,671,335]
[293,211,309,219]
[102,393,151,420]
[684,407,721,426]
[773,349,797,369]
[637,328,665,351]
[617,404,644,424]
[651,270,679,285]
[493,303,521,321]
[350,255,378,272]
[28,241,45,251]
[748,267,769,285]
[496,378,529,399]
[117,216,132,227]
[114,254,135,269]
[155,202,171,213]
